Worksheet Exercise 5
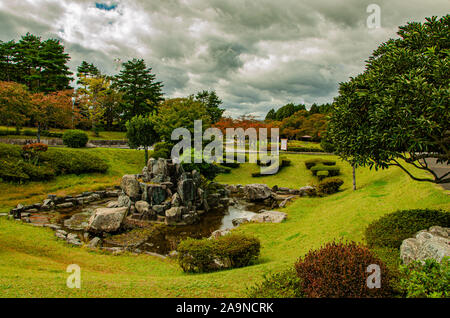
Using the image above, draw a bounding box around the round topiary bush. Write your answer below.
[62,130,89,148]
[318,177,344,194]
[177,233,261,273]
[295,241,394,298]
[365,209,450,249]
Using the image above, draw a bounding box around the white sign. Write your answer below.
[281,139,288,151]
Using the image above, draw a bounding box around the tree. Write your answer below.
[0,81,32,130]
[13,33,72,93]
[114,58,163,121]
[328,15,450,184]
[31,90,74,142]
[126,115,158,164]
[78,75,123,132]
[154,97,211,141]
[194,90,224,123]
[265,108,276,121]
[0,40,18,82]
[76,61,100,86]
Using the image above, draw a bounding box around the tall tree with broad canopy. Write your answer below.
[126,115,159,164]
[328,15,449,184]
[114,58,163,122]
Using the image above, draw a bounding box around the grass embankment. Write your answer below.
[0,126,126,140]
[0,153,448,297]
[0,148,144,212]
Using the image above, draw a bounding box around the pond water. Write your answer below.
[25,197,269,255]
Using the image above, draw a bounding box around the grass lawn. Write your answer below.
[0,126,127,140]
[0,152,448,297]
[0,148,144,212]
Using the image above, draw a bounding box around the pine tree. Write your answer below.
[194,90,224,124]
[114,58,163,122]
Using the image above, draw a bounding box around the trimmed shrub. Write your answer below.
[246,269,304,298]
[0,129,11,136]
[20,162,55,181]
[317,170,329,181]
[311,164,340,176]
[295,241,394,298]
[62,130,89,148]
[365,209,450,249]
[23,129,35,137]
[318,177,344,194]
[0,159,30,181]
[177,233,261,273]
[39,148,108,175]
[221,161,240,169]
[217,165,232,174]
[182,162,222,180]
[400,258,449,298]
[287,146,325,153]
[305,158,335,169]
[149,148,170,159]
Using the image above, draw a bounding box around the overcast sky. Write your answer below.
[0,0,449,118]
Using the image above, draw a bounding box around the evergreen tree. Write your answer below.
[194,90,224,124]
[114,58,163,122]
[77,61,100,85]
[265,108,276,121]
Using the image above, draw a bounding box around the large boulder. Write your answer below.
[87,207,128,233]
[243,184,272,201]
[400,226,450,265]
[147,184,166,205]
[64,212,91,231]
[251,210,287,223]
[135,201,150,214]
[120,175,141,200]
[177,178,195,203]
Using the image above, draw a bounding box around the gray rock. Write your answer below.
[209,229,231,239]
[88,237,102,249]
[106,200,119,208]
[171,193,182,207]
[165,207,183,225]
[177,179,195,203]
[120,175,141,200]
[232,218,250,226]
[152,205,166,215]
[299,186,316,197]
[135,201,150,214]
[400,226,450,265]
[64,213,90,231]
[87,207,128,233]
[56,202,74,209]
[251,210,287,223]
[243,184,272,201]
[117,194,132,208]
[148,184,166,205]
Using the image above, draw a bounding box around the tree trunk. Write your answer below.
[352,164,356,191]
[37,122,41,143]
[144,146,149,166]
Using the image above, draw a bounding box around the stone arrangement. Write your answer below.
[9,189,121,219]
[400,226,450,265]
[93,158,232,229]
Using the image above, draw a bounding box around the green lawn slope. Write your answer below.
[0,152,448,297]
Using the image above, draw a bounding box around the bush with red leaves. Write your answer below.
[295,241,394,298]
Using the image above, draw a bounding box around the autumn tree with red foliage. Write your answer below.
[0,81,32,130]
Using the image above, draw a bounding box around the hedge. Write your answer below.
[177,233,261,273]
[365,209,450,249]
[305,158,336,170]
[311,165,340,176]
[287,146,325,153]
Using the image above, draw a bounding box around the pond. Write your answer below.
[25,197,269,255]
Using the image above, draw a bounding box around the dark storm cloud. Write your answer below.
[0,0,449,118]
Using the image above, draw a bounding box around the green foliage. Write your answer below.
[149,141,171,159]
[126,115,158,163]
[400,258,450,298]
[317,170,329,181]
[114,58,163,121]
[311,164,340,176]
[0,33,72,93]
[246,269,304,298]
[194,90,224,124]
[365,209,450,249]
[287,146,325,153]
[305,158,335,169]
[328,15,450,184]
[318,177,344,194]
[154,97,211,142]
[295,241,394,298]
[177,233,261,273]
[39,148,108,175]
[62,130,89,148]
